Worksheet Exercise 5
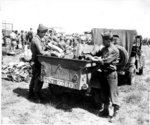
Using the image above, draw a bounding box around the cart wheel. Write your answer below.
[49,84,64,97]
[128,64,136,85]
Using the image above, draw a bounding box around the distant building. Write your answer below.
[2,21,13,37]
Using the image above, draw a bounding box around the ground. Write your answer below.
[1,46,150,125]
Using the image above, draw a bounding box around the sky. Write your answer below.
[1,0,150,37]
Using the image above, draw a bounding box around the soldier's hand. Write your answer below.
[30,61,34,66]
[97,58,104,65]
[94,56,101,59]
[92,58,99,62]
[44,51,51,56]
[85,54,93,60]
[92,56,101,62]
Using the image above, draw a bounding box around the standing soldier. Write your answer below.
[28,24,49,102]
[20,30,24,49]
[23,31,28,45]
[28,28,33,47]
[86,32,120,117]
[10,31,17,52]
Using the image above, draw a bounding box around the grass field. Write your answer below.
[1,46,150,125]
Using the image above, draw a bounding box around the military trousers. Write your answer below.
[29,61,43,94]
[103,71,119,106]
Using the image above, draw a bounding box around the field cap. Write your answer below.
[101,31,113,40]
[135,35,142,39]
[38,24,48,32]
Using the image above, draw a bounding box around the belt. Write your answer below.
[103,69,115,73]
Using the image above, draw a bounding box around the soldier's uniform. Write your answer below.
[28,29,33,43]
[29,24,48,101]
[94,33,120,117]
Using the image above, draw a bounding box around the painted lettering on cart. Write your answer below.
[44,77,75,89]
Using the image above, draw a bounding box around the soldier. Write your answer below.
[86,32,120,117]
[28,24,49,102]
[112,35,120,45]
[10,31,17,52]
[28,28,33,47]
[20,30,25,49]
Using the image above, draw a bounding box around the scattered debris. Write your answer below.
[2,61,32,83]
[6,49,24,56]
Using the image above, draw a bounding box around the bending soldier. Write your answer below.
[86,32,120,117]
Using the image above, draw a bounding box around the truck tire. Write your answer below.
[128,65,136,85]
[138,54,145,75]
[128,75,135,85]
[115,45,129,70]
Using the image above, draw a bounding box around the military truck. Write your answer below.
[38,28,145,107]
[2,22,13,37]
[2,22,13,46]
[91,28,145,85]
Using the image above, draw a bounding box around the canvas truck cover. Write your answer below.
[91,28,137,58]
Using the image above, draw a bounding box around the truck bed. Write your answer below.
[38,55,97,90]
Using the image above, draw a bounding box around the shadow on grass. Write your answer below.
[13,87,98,115]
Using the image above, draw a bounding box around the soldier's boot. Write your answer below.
[28,89,34,99]
[112,104,120,117]
[98,104,109,117]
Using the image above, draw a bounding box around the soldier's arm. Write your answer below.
[34,39,47,55]
[102,50,119,64]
